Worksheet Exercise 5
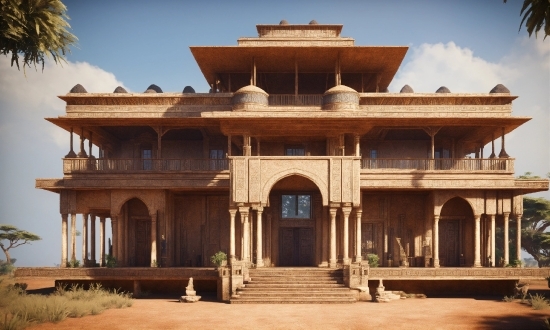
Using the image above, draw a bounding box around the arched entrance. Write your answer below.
[439,197,474,267]
[124,198,152,267]
[268,175,322,267]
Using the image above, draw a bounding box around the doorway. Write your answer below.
[279,227,314,266]
[438,219,461,267]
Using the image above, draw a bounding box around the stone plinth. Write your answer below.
[180,277,201,303]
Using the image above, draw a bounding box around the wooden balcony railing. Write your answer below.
[63,158,229,174]
[268,94,323,106]
[361,158,514,172]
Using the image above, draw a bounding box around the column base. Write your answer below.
[353,256,362,263]
[329,260,337,268]
[433,259,440,268]
[473,262,482,268]
[343,258,351,266]
[256,260,264,267]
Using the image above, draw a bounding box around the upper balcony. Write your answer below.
[361,158,514,173]
[63,158,229,174]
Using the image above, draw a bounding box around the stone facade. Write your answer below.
[32,22,549,300]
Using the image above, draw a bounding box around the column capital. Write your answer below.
[341,206,352,216]
[229,208,238,216]
[434,214,440,221]
[329,207,338,217]
[238,206,250,216]
[474,214,481,220]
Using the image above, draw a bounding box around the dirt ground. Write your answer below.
[18,278,550,330]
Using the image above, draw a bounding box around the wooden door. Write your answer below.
[279,228,314,266]
[439,220,460,267]
[135,219,151,267]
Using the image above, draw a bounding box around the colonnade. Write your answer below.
[228,204,364,268]
[432,213,522,268]
[61,213,108,267]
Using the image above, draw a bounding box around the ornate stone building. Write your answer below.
[31,21,549,301]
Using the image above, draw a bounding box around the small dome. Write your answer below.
[145,84,162,93]
[324,84,358,95]
[400,85,414,93]
[309,20,318,25]
[280,19,289,25]
[144,89,157,93]
[113,86,127,93]
[183,86,196,93]
[490,84,510,93]
[69,84,87,93]
[435,86,451,93]
[234,85,268,95]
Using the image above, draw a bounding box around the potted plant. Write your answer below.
[210,251,227,268]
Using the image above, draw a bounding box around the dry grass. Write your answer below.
[0,280,133,330]
[529,293,550,310]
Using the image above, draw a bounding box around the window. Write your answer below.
[209,149,225,170]
[210,149,224,159]
[370,149,377,159]
[285,146,305,156]
[281,195,311,219]
[142,149,152,170]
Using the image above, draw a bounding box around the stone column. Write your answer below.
[240,207,250,263]
[516,213,522,263]
[61,214,68,267]
[82,213,88,265]
[498,127,510,158]
[90,215,96,266]
[117,214,124,266]
[355,208,362,263]
[474,214,481,267]
[433,215,440,268]
[150,212,157,267]
[504,212,510,265]
[65,127,77,158]
[111,215,118,260]
[256,207,264,267]
[70,214,77,262]
[354,134,360,157]
[99,216,105,266]
[77,128,87,158]
[243,135,251,156]
[342,206,351,265]
[329,208,337,268]
[229,209,237,262]
[490,214,496,267]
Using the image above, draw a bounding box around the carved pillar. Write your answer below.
[240,207,250,263]
[99,216,105,266]
[229,209,237,262]
[342,206,351,265]
[474,214,481,267]
[338,134,345,156]
[117,214,124,266]
[329,207,337,267]
[82,213,88,265]
[90,215,96,265]
[111,215,118,260]
[243,135,251,156]
[433,215,440,268]
[61,214,68,267]
[65,127,77,158]
[70,213,77,262]
[355,208,362,263]
[516,213,522,263]
[88,132,93,158]
[490,214,496,267]
[489,134,496,158]
[256,207,264,267]
[227,135,232,156]
[77,128,87,158]
[504,212,510,265]
[150,212,157,267]
[354,135,360,157]
[498,127,509,158]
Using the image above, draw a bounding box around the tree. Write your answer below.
[504,0,550,39]
[0,0,77,71]
[518,197,550,267]
[0,224,41,264]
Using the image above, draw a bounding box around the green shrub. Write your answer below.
[210,251,227,268]
[502,295,515,302]
[66,259,80,268]
[0,262,15,276]
[105,255,117,268]
[529,293,550,310]
[366,254,379,268]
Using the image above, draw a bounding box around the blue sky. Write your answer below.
[0,0,548,266]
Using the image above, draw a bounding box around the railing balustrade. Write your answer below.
[268,94,323,106]
[64,158,229,174]
[361,158,514,172]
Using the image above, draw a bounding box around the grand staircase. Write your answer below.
[230,268,356,304]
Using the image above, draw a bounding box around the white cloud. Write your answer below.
[0,57,125,266]
[390,38,550,198]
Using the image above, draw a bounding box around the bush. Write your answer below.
[366,254,379,268]
[210,251,227,268]
[529,293,550,310]
[502,295,515,302]
[66,259,80,268]
[0,261,15,275]
[105,255,116,268]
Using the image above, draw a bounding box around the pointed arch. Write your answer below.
[261,169,328,206]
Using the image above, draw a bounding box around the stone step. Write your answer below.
[245,279,343,284]
[236,291,354,297]
[230,297,356,304]
[243,283,345,288]
[238,286,351,292]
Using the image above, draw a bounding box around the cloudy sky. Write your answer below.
[1,0,548,266]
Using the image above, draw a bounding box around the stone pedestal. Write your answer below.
[180,277,201,303]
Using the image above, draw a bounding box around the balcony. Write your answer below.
[361,158,514,173]
[63,158,229,175]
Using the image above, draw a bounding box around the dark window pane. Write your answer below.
[297,195,311,218]
[281,194,311,219]
[285,148,305,156]
[281,195,296,218]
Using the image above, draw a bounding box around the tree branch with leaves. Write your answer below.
[0,0,77,71]
[0,224,41,264]
[504,0,550,39]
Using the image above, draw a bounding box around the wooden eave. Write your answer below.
[189,46,408,91]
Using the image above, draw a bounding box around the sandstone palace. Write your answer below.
[23,21,549,302]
